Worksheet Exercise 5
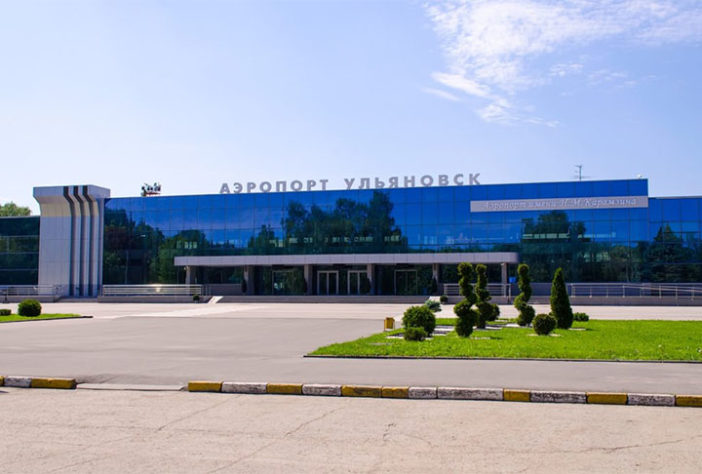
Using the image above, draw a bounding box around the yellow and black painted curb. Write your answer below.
[184,380,702,408]
[1,376,76,389]
[3,374,701,408]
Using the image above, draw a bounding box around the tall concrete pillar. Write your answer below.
[34,185,110,297]
[185,266,193,285]
[366,264,375,295]
[304,264,313,295]
[244,265,255,295]
[432,263,440,294]
[501,262,508,284]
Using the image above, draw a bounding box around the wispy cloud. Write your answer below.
[550,63,583,77]
[432,72,491,98]
[422,87,462,102]
[424,0,702,125]
[588,69,629,86]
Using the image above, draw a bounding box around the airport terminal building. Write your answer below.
[1,177,701,298]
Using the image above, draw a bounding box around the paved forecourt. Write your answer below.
[0,302,701,394]
[1,387,701,473]
[2,301,702,320]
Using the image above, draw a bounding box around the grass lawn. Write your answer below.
[0,313,84,323]
[310,320,702,361]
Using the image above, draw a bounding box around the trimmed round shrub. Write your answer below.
[18,299,42,317]
[516,304,535,326]
[453,300,477,337]
[402,305,436,336]
[489,303,500,321]
[573,312,589,322]
[424,299,441,313]
[439,294,449,304]
[403,327,427,341]
[533,313,557,335]
[0,308,11,316]
[192,294,200,302]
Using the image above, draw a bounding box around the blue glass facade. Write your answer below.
[101,178,702,292]
[0,216,40,285]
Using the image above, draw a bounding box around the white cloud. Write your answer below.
[422,87,462,102]
[424,0,702,125]
[432,72,491,98]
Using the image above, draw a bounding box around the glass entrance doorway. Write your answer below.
[348,270,365,295]
[394,269,418,295]
[317,271,339,295]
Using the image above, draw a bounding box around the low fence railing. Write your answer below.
[100,284,205,297]
[442,282,702,302]
[0,285,60,298]
[568,283,702,300]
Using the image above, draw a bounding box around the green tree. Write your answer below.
[454,262,478,337]
[0,202,31,216]
[550,267,573,329]
[514,264,535,326]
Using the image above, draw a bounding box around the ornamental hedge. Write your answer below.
[454,263,478,337]
[550,268,573,329]
[533,313,557,335]
[402,305,436,336]
[514,264,535,326]
[18,299,42,317]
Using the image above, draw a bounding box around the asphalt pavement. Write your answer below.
[1,387,701,473]
[0,302,701,393]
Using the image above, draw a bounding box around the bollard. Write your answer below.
[384,317,395,330]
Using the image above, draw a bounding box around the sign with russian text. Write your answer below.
[470,196,649,212]
[219,174,481,194]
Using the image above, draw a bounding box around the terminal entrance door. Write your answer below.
[348,270,364,295]
[317,271,339,295]
[394,269,418,295]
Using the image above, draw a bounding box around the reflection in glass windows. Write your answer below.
[102,180,702,286]
[0,217,39,284]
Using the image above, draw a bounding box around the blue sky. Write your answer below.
[1,0,701,213]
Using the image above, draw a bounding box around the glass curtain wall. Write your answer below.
[102,179,702,288]
[0,217,40,285]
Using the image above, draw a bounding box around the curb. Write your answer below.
[2,376,76,389]
[0,315,93,324]
[3,375,701,409]
[185,381,702,408]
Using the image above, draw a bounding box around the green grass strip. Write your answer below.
[310,320,702,361]
[0,313,85,323]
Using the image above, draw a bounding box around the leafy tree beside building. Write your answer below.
[0,202,31,216]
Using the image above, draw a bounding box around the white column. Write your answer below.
[34,185,110,297]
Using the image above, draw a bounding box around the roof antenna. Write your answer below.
[574,164,590,181]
